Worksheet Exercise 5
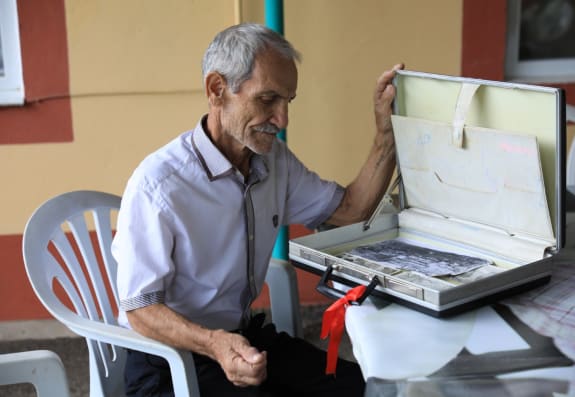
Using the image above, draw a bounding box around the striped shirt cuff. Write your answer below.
[120,291,165,312]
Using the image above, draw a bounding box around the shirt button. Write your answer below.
[249,235,254,240]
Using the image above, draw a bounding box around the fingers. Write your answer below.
[239,345,266,365]
[229,350,267,387]
[374,63,404,101]
[373,63,404,134]
[215,332,268,387]
[376,64,402,85]
[393,63,405,72]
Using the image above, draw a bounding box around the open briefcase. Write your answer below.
[289,70,566,317]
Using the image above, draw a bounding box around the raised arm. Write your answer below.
[325,64,403,227]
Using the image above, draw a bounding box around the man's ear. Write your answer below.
[205,72,226,107]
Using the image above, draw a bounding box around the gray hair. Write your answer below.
[202,23,301,93]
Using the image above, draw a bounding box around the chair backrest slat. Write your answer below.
[92,208,120,307]
[45,254,88,318]
[51,226,101,321]
[67,212,117,325]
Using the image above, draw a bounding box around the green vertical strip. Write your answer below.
[266,0,288,260]
[265,0,284,34]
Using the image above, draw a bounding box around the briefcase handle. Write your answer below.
[316,264,380,304]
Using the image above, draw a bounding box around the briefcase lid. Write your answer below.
[391,70,565,247]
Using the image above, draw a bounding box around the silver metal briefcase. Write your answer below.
[289,70,566,316]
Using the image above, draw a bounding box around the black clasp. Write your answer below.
[316,264,380,305]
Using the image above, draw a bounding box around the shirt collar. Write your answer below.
[248,154,269,184]
[190,116,270,182]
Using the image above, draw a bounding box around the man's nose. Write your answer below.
[270,101,289,130]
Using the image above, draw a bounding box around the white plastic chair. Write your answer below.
[22,190,302,397]
[0,350,70,397]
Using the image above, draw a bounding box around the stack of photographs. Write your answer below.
[337,239,504,291]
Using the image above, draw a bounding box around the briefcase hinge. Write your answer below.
[363,173,401,231]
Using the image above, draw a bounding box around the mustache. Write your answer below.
[253,123,280,134]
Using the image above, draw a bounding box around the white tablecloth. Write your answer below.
[345,250,575,395]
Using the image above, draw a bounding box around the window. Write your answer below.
[506,0,575,83]
[0,0,24,105]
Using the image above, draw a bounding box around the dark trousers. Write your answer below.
[125,315,365,397]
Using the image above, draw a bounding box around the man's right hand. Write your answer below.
[210,329,268,387]
[127,304,268,387]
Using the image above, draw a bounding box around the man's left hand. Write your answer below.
[374,64,404,135]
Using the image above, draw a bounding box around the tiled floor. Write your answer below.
[0,305,354,397]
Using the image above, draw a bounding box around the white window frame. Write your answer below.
[0,0,24,106]
[506,0,575,83]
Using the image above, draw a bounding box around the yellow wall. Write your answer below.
[0,0,463,234]
[284,0,462,183]
[1,0,572,237]
[2,0,232,234]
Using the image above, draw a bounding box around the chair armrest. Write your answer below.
[0,350,70,397]
[58,313,200,397]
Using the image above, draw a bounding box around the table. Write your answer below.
[345,249,575,397]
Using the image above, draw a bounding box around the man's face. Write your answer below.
[219,49,298,155]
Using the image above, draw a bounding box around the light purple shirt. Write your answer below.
[113,118,343,330]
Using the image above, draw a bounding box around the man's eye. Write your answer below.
[260,96,277,104]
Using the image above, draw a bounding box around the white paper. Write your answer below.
[465,306,529,354]
[345,300,476,380]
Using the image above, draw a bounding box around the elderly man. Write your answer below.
[113,23,401,396]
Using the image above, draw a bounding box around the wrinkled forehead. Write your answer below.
[246,49,298,95]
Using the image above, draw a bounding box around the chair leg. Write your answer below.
[0,350,70,397]
[265,258,304,338]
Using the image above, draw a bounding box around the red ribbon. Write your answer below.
[320,285,367,375]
